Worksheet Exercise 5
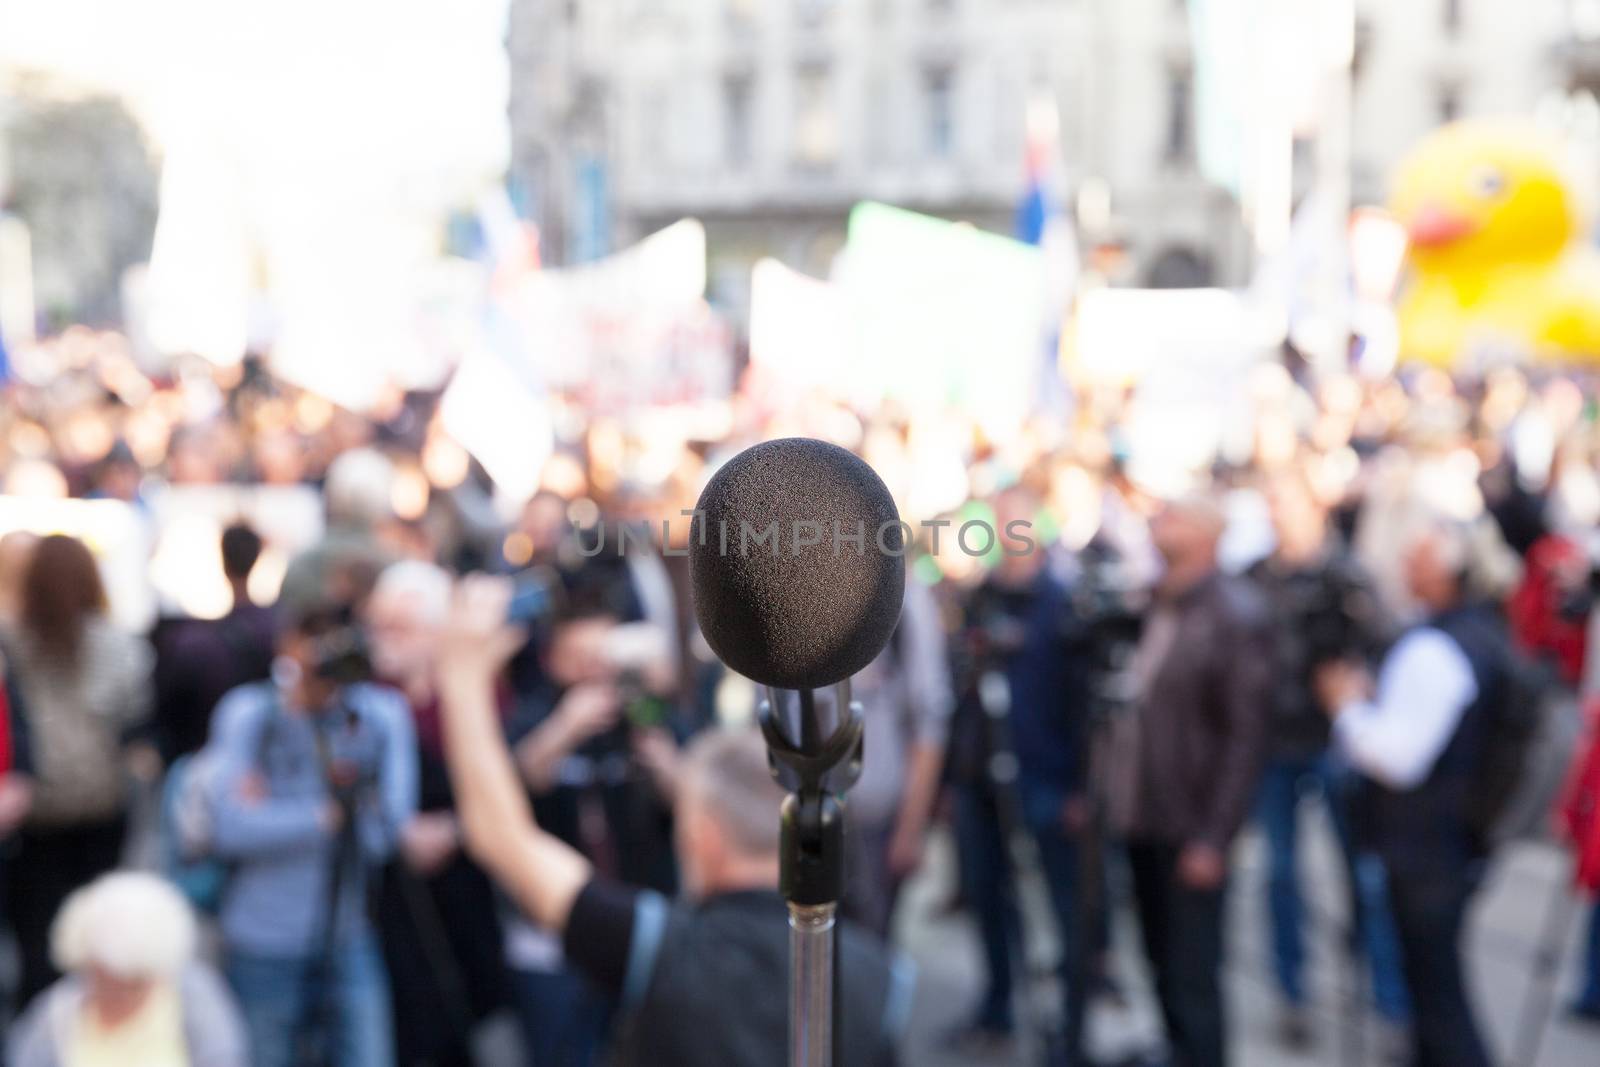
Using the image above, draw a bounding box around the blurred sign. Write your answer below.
[841,203,1048,436]
[0,496,153,631]
[500,219,733,412]
[438,349,554,508]
[748,257,857,402]
[1071,288,1269,490]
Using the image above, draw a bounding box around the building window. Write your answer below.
[925,67,956,159]
[1164,67,1192,163]
[795,0,835,25]
[793,65,837,169]
[642,87,670,165]
[1443,0,1463,34]
[724,76,753,168]
[1438,84,1462,123]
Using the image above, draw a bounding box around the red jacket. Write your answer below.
[1507,535,1589,688]
[1560,698,1600,894]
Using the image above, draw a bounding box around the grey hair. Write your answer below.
[680,728,785,857]
[371,560,452,626]
[51,872,197,979]
[1410,512,1522,600]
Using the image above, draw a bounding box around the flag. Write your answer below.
[1013,94,1078,417]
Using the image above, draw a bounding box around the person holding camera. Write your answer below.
[438,574,909,1067]
[205,603,417,1067]
[498,579,681,1066]
[1315,516,1510,1067]
[946,484,1094,1049]
[1245,469,1409,1051]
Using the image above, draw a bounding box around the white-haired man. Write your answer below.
[1316,517,1511,1067]
[439,575,912,1067]
[366,560,511,1067]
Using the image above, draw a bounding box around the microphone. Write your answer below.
[688,437,905,691]
[687,437,906,1067]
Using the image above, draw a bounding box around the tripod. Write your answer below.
[760,681,864,1067]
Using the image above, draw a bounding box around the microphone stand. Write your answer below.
[760,681,864,1067]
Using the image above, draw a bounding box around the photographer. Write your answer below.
[206,603,417,1067]
[1245,469,1408,1050]
[1316,517,1511,1067]
[438,575,909,1067]
[946,485,1093,1047]
[500,578,680,1065]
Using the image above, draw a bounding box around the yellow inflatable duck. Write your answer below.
[1390,120,1600,367]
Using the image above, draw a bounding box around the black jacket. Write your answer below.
[1247,548,1389,760]
[568,884,908,1067]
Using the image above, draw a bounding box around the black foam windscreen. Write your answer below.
[689,438,905,690]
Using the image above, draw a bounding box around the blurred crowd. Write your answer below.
[0,325,1599,1067]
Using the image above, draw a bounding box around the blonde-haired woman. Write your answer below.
[8,872,248,1067]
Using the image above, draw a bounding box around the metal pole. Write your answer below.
[789,902,837,1067]
[761,689,862,1067]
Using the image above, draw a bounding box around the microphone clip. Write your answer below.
[759,683,862,908]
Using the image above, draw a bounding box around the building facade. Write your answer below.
[507,0,1590,318]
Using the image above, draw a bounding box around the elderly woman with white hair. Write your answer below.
[8,871,247,1067]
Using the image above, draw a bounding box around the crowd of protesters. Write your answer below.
[0,326,1598,1066]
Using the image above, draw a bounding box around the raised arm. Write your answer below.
[439,576,592,933]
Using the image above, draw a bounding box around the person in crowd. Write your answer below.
[280,446,398,619]
[1109,493,1271,1067]
[8,871,247,1067]
[1316,516,1506,1067]
[1246,468,1409,1050]
[366,561,510,1067]
[439,574,912,1067]
[842,570,952,938]
[153,522,277,762]
[1562,690,1600,1025]
[945,484,1095,1048]
[204,601,416,1067]
[0,642,36,1049]
[0,531,39,627]
[1,534,153,1006]
[499,575,678,1066]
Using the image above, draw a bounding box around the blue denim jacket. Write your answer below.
[206,681,416,958]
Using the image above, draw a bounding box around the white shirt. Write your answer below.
[1333,627,1478,790]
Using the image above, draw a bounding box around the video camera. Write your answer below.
[1071,545,1150,716]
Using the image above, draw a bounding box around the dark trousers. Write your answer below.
[1127,840,1228,1067]
[1386,866,1492,1067]
[377,856,510,1067]
[952,784,1020,1030]
[1255,752,1410,1021]
[5,815,127,1007]
[1579,899,1600,1013]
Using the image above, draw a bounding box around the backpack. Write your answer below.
[1467,646,1579,849]
[159,692,282,914]
[161,751,231,913]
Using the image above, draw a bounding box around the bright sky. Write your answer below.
[0,0,510,189]
[1,0,513,407]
